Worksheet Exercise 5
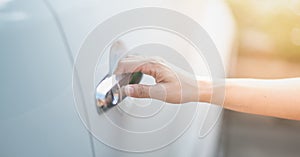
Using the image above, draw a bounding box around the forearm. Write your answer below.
[198,78,300,120]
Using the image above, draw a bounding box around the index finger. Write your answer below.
[113,55,159,77]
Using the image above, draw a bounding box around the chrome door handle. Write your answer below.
[95,41,143,113]
[95,72,142,111]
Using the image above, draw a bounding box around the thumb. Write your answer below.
[123,84,167,100]
[124,84,151,98]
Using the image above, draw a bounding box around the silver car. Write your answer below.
[0,0,235,156]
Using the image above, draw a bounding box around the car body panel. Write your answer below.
[48,0,235,156]
[0,0,93,156]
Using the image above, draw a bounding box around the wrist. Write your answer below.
[197,78,213,103]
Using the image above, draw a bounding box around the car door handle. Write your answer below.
[95,41,143,113]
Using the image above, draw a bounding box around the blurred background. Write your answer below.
[227,0,300,77]
[220,0,300,157]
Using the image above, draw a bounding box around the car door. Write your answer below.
[44,0,236,156]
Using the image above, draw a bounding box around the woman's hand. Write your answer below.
[114,55,300,120]
[114,55,206,104]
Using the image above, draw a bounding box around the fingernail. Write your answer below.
[125,85,134,96]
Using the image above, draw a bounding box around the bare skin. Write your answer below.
[115,55,300,121]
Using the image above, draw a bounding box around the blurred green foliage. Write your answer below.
[227,0,300,61]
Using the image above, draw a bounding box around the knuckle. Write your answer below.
[117,59,125,66]
[147,57,165,67]
[135,84,146,97]
[115,61,124,72]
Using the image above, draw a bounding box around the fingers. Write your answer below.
[115,55,169,101]
[124,84,167,101]
[124,84,151,98]
[114,55,164,78]
[114,55,146,74]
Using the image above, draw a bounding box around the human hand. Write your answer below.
[114,55,204,104]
